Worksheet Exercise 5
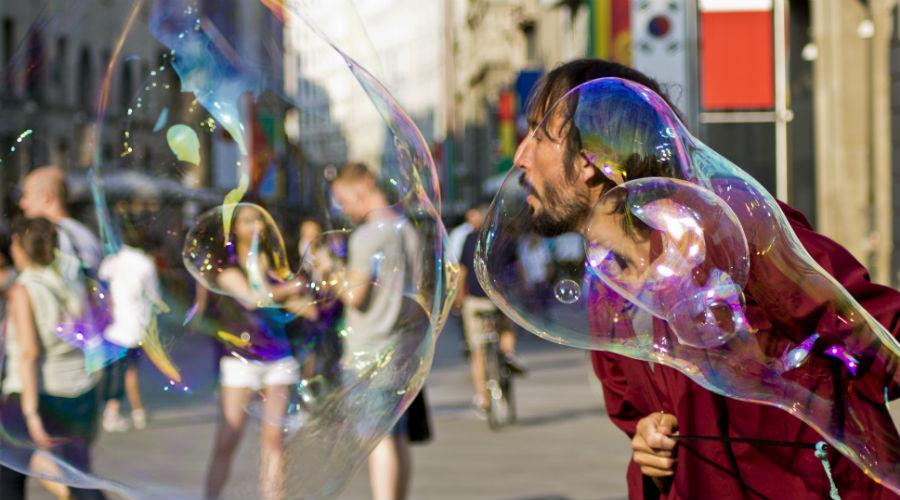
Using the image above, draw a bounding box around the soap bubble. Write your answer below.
[553,279,581,304]
[183,202,293,305]
[585,177,750,348]
[478,77,900,492]
[0,1,455,498]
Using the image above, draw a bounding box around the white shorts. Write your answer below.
[219,356,301,390]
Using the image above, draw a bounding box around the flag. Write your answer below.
[589,0,631,64]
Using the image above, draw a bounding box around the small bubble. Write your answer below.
[554,279,581,304]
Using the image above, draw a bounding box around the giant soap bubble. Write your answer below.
[0,1,455,498]
[478,77,900,492]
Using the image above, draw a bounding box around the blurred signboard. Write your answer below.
[630,0,696,119]
[699,0,774,110]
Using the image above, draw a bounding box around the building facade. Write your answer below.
[283,0,446,208]
[0,2,166,218]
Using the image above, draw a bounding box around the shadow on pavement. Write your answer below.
[515,406,606,428]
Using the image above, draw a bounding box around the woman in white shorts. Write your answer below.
[204,205,314,500]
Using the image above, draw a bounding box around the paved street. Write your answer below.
[27,308,900,500]
[339,316,630,500]
[28,314,631,500]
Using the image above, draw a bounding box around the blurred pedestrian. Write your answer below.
[18,166,102,281]
[517,232,552,308]
[0,217,104,500]
[97,228,164,432]
[18,165,107,372]
[0,226,20,494]
[0,226,18,325]
[447,208,481,264]
[550,231,584,285]
[331,162,428,500]
[204,203,313,500]
[290,217,343,393]
[298,217,322,260]
[448,208,485,356]
[457,204,526,416]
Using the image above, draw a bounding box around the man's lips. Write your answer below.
[517,173,543,212]
[518,173,536,196]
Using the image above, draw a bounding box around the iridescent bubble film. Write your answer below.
[0,1,455,498]
[478,77,900,492]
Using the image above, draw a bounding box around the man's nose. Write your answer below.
[513,138,532,170]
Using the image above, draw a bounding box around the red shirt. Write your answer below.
[592,204,900,499]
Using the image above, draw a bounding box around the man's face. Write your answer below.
[19,176,46,219]
[300,220,322,243]
[331,180,368,224]
[514,113,592,237]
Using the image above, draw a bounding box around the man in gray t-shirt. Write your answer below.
[330,162,426,500]
[331,163,424,363]
[344,216,422,359]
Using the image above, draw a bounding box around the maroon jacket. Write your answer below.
[592,204,900,499]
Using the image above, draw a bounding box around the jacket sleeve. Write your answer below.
[591,351,644,437]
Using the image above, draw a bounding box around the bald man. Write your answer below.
[19,166,102,275]
[3,167,108,498]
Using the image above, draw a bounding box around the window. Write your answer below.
[520,20,537,64]
[159,50,181,114]
[3,18,15,93]
[77,46,94,111]
[26,32,44,100]
[120,60,133,112]
[2,17,13,64]
[56,140,69,170]
[103,142,114,164]
[52,37,67,89]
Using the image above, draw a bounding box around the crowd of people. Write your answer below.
[0,162,432,500]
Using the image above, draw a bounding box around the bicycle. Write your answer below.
[473,309,516,430]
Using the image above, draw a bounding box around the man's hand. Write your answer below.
[632,412,678,479]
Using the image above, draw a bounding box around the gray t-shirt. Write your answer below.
[2,267,98,397]
[343,215,423,362]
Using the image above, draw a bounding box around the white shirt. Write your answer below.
[447,222,473,264]
[553,232,585,261]
[98,246,162,348]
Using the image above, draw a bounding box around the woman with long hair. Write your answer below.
[204,204,313,500]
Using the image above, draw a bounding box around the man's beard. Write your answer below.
[529,180,592,237]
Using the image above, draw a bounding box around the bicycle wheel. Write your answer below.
[485,341,506,430]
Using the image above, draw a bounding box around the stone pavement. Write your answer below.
[338,326,631,500]
[25,314,900,499]
[26,315,631,499]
